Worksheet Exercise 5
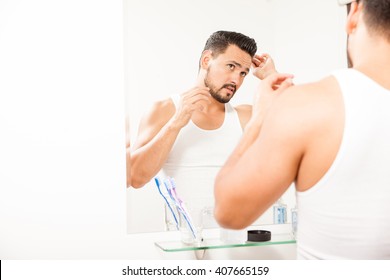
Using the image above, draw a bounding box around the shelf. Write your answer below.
[155,232,295,252]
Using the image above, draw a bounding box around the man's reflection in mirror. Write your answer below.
[129,30,276,214]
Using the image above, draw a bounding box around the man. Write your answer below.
[215,0,390,259]
[129,31,275,203]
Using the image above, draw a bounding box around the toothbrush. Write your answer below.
[163,178,197,239]
[168,178,194,226]
[154,177,179,230]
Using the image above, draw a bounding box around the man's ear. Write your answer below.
[346,1,362,35]
[200,50,212,70]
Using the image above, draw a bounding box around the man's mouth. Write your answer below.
[223,84,236,94]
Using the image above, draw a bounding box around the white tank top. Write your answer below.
[297,69,390,259]
[162,95,242,203]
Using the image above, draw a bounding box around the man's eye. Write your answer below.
[228,64,235,70]
[241,72,247,77]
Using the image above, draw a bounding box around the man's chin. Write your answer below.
[215,97,231,104]
[210,90,234,103]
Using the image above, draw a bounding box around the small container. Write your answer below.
[273,199,287,224]
[247,230,271,242]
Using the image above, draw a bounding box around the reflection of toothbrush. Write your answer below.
[168,178,194,226]
[164,178,197,239]
[154,177,179,230]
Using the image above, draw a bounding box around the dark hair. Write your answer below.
[361,0,390,41]
[202,30,257,58]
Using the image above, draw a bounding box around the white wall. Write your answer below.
[0,0,346,259]
[272,0,348,82]
[0,0,129,259]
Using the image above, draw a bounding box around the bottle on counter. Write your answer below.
[273,198,287,224]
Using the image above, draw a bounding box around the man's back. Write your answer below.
[297,69,390,259]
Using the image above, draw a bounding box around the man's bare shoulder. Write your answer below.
[150,97,175,113]
[132,97,176,150]
[270,75,342,129]
[274,76,340,111]
[135,97,176,137]
[284,75,339,98]
[144,97,176,122]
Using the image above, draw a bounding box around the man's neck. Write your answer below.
[354,38,390,90]
[203,97,226,114]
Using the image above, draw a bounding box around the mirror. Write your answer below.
[124,0,348,233]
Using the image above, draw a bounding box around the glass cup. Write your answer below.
[164,203,179,231]
[177,201,205,245]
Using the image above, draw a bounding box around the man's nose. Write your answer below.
[229,72,241,85]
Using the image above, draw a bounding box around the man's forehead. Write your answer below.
[219,46,252,68]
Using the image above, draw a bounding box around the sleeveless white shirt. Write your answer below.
[162,95,243,204]
[297,69,390,259]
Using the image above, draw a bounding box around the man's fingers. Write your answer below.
[252,57,262,67]
[261,73,294,91]
[266,73,294,85]
[275,78,294,92]
[182,87,210,100]
[181,90,211,107]
[255,53,269,63]
[255,53,269,60]
[189,94,211,105]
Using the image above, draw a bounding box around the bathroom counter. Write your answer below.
[155,224,295,253]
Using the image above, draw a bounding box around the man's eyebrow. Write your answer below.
[228,60,250,73]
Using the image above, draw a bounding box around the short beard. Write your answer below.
[204,70,236,104]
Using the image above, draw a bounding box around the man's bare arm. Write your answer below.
[214,73,299,229]
[130,88,210,188]
[130,99,179,188]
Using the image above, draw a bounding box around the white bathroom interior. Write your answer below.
[0,0,348,260]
